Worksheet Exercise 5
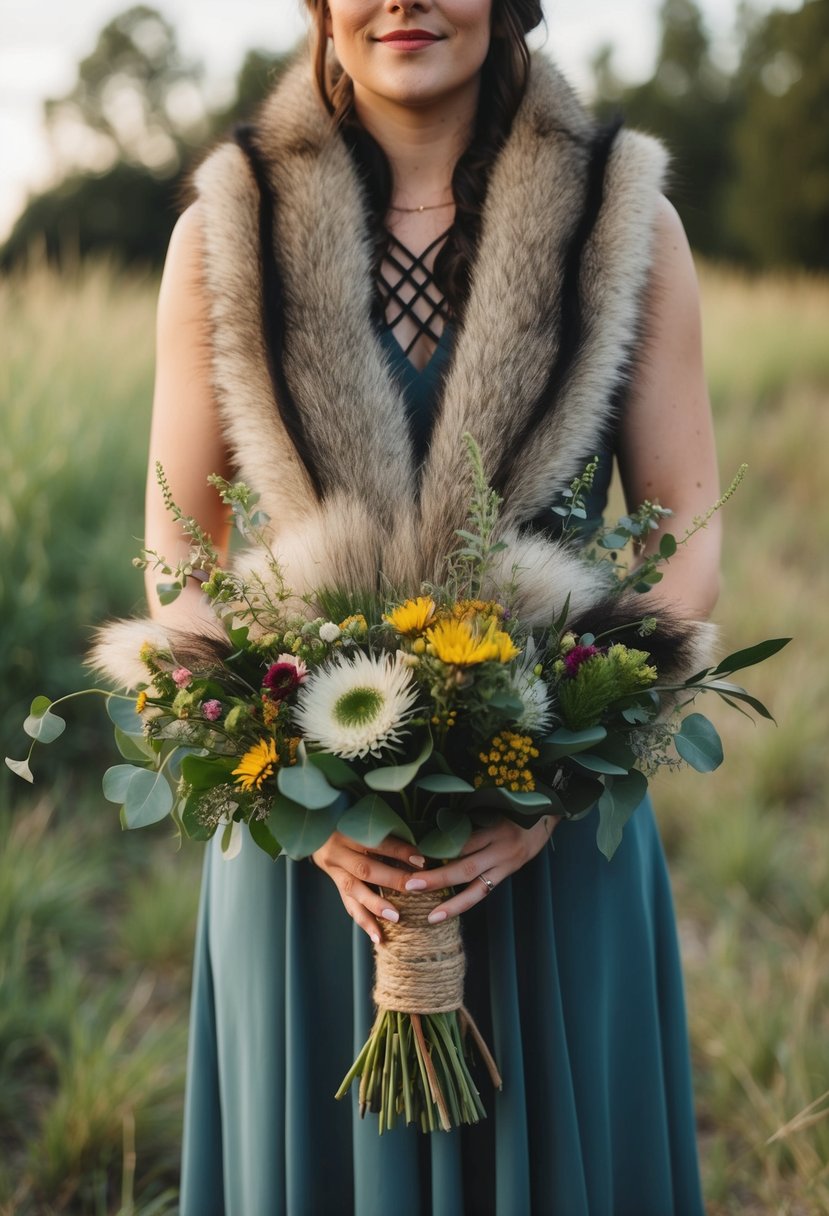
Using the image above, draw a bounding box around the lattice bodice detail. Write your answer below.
[375,226,452,371]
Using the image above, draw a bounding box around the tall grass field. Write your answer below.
[2,256,827,1214]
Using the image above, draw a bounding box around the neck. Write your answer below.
[351,77,480,207]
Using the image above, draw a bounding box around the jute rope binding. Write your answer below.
[373,888,465,1013]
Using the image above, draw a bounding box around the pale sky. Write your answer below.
[0,0,801,241]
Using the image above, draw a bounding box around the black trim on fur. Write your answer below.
[492,115,624,497]
[567,592,704,683]
[233,123,326,502]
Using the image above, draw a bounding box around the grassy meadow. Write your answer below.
[2,255,828,1214]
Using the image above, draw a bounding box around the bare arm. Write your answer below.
[144,202,233,627]
[616,196,722,621]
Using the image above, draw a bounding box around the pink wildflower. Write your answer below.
[202,699,223,721]
[172,667,192,689]
[277,653,309,683]
[563,644,601,678]
[263,660,304,701]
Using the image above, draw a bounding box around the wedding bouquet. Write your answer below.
[7,439,788,1133]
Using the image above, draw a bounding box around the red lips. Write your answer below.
[377,29,442,42]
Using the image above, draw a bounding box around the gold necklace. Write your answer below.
[388,199,454,213]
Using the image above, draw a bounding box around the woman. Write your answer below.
[145,1,720,1211]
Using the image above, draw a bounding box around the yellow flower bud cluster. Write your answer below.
[430,708,458,731]
[475,732,540,792]
[451,599,504,623]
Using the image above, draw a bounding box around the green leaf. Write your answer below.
[306,752,359,789]
[179,753,238,790]
[268,791,346,861]
[181,792,215,841]
[277,760,340,809]
[558,773,603,818]
[114,726,155,762]
[418,809,472,858]
[106,695,145,737]
[596,770,648,860]
[364,734,433,792]
[598,532,629,549]
[103,764,147,804]
[122,769,174,828]
[659,532,678,558]
[157,582,182,606]
[415,773,475,794]
[674,713,723,772]
[23,697,66,744]
[487,691,525,716]
[571,753,629,776]
[337,794,415,847]
[465,786,552,816]
[711,637,791,679]
[703,679,776,721]
[248,816,282,860]
[167,746,209,780]
[220,818,242,858]
[538,725,607,763]
[5,757,33,783]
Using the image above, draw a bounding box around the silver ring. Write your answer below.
[477,874,495,895]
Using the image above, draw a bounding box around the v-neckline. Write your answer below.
[385,320,452,378]
[378,224,453,377]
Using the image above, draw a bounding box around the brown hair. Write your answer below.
[302,0,544,318]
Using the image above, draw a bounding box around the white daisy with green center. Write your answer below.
[293,651,419,761]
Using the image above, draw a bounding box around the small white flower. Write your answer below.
[294,651,419,761]
[511,637,553,734]
[319,622,341,644]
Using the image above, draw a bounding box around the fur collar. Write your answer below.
[90,50,718,688]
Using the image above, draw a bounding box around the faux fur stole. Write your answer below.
[192,49,668,594]
[90,49,718,689]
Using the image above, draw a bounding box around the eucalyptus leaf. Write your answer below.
[106,695,145,738]
[337,794,415,847]
[572,753,629,776]
[23,697,66,744]
[558,773,603,818]
[167,746,209,781]
[674,713,723,772]
[248,816,282,860]
[103,764,147,804]
[157,582,182,606]
[710,637,791,679]
[659,533,678,558]
[465,786,551,816]
[598,532,629,549]
[703,680,776,721]
[268,791,347,860]
[5,757,33,783]
[419,810,472,858]
[415,773,475,794]
[114,726,155,762]
[487,691,525,716]
[306,751,359,789]
[364,735,433,792]
[538,725,607,763]
[596,770,648,860]
[122,768,174,829]
[277,761,340,809]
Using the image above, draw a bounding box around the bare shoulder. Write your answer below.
[156,201,210,337]
[643,195,703,337]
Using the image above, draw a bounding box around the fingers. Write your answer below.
[402,843,500,895]
[424,869,508,923]
[333,868,404,944]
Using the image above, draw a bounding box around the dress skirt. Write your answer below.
[179,794,706,1215]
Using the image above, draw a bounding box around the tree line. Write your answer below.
[2,0,826,272]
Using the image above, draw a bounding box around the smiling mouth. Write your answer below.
[377,31,444,45]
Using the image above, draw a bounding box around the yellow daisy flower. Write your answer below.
[135,690,148,714]
[427,617,520,665]
[384,596,437,636]
[233,737,278,792]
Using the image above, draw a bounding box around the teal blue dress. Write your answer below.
[179,322,706,1215]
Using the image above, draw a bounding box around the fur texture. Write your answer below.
[90,48,716,688]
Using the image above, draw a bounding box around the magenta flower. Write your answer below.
[172,667,192,689]
[277,653,309,683]
[563,644,601,678]
[202,699,223,721]
[263,661,304,701]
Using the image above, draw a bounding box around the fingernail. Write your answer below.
[370,931,381,944]
[409,854,426,868]
[405,878,427,891]
[428,910,447,924]
[381,907,399,922]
